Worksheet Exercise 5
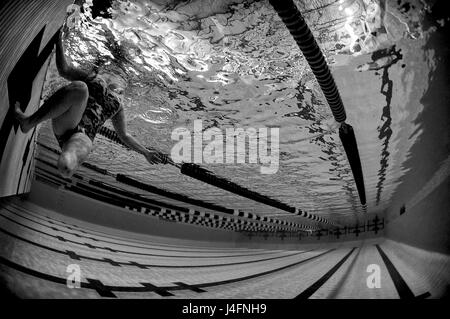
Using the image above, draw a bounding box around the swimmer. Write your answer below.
[355,46,402,71]
[14,27,167,178]
[356,55,395,71]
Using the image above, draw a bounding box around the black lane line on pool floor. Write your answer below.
[326,246,362,299]
[295,247,356,299]
[0,209,281,259]
[6,201,267,253]
[375,244,431,299]
[4,203,278,256]
[0,225,314,269]
[0,249,334,298]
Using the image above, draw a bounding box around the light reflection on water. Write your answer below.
[41,0,436,224]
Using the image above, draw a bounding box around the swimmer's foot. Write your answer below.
[13,102,33,133]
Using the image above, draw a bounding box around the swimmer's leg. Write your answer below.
[14,81,88,135]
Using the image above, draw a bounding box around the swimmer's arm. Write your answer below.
[111,109,165,164]
[56,30,91,81]
[111,109,147,154]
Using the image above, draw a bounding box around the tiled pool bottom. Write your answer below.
[0,198,448,299]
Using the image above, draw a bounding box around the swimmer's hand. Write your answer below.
[144,151,170,165]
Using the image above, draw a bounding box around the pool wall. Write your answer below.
[0,0,73,197]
